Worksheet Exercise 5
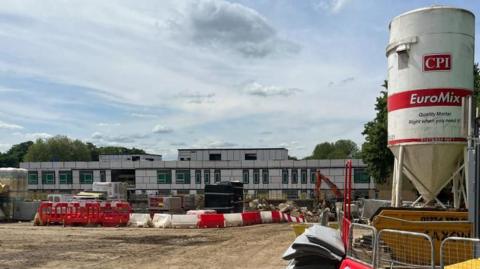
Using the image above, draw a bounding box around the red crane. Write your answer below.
[314,169,343,202]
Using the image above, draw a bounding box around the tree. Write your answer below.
[0,141,33,167]
[361,81,394,184]
[305,139,359,159]
[24,136,92,162]
[474,63,480,106]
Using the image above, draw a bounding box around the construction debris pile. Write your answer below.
[247,199,333,223]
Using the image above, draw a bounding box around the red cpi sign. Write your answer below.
[423,54,451,71]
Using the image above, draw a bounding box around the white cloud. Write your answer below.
[96,122,121,127]
[152,124,173,134]
[242,82,302,97]
[23,132,53,140]
[314,0,350,13]
[169,0,299,58]
[0,120,23,130]
[91,132,148,144]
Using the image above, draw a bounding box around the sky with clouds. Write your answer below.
[0,0,479,160]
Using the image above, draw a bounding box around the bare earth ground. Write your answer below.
[0,222,295,269]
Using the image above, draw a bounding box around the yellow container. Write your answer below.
[291,223,311,236]
[445,258,480,268]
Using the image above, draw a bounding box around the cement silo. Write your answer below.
[386,6,475,207]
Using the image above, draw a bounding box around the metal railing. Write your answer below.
[375,229,435,269]
[348,223,377,267]
[440,237,480,268]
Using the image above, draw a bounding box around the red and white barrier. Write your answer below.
[171,214,198,228]
[224,213,243,227]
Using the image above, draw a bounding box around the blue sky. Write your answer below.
[0,0,478,160]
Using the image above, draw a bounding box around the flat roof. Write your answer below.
[178,148,287,151]
[99,153,162,156]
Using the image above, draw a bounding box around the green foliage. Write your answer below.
[20,135,147,163]
[305,139,359,159]
[23,136,92,162]
[361,87,394,184]
[0,141,33,167]
[474,63,480,106]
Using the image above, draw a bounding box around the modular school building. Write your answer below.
[20,148,374,199]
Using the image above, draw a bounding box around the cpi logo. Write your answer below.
[423,54,451,71]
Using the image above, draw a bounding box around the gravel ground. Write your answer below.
[0,222,295,269]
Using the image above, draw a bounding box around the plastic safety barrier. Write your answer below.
[241,211,261,226]
[198,213,225,228]
[36,201,131,227]
[186,210,216,215]
[171,214,199,228]
[224,213,243,227]
[260,211,273,223]
[128,213,152,227]
[271,211,282,223]
[152,214,172,228]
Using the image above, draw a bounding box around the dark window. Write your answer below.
[100,170,106,182]
[176,169,190,184]
[79,170,93,184]
[59,171,73,184]
[209,154,221,161]
[180,158,185,161]
[354,168,370,183]
[253,169,260,184]
[282,169,289,184]
[132,156,140,161]
[243,169,249,184]
[245,153,257,160]
[262,169,269,184]
[214,169,221,183]
[301,169,307,184]
[204,170,210,184]
[145,158,154,161]
[157,170,172,184]
[28,171,38,185]
[195,170,201,184]
[292,169,298,184]
[42,171,55,185]
[310,169,317,184]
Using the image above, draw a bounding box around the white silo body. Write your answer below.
[386,6,475,205]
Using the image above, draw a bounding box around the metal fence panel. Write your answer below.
[440,237,480,268]
[348,223,376,267]
[376,229,434,269]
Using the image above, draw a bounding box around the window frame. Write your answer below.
[204,170,210,184]
[59,171,72,184]
[42,171,55,185]
[214,169,221,183]
[292,169,298,184]
[28,171,38,185]
[242,169,249,184]
[195,170,201,184]
[79,170,93,184]
[262,169,269,184]
[157,169,172,184]
[282,169,289,184]
[176,169,191,184]
[301,169,307,184]
[253,169,260,184]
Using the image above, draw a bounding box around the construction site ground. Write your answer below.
[0,222,294,269]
